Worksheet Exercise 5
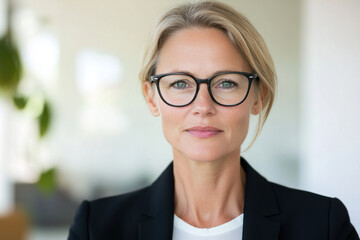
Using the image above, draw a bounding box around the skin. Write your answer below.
[143,27,263,228]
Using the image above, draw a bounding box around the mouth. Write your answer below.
[185,126,223,138]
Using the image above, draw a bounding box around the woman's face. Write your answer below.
[144,27,261,163]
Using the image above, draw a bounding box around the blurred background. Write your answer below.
[0,0,359,239]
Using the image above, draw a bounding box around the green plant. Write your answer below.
[0,0,55,193]
[0,31,22,96]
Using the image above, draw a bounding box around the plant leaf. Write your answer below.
[12,95,28,110]
[36,168,57,194]
[38,101,51,137]
[0,32,22,95]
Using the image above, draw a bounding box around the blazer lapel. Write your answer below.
[139,162,175,240]
[138,212,174,240]
[241,158,281,240]
[243,213,281,239]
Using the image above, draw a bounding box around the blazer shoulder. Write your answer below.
[90,185,150,213]
[88,185,151,227]
[268,182,359,239]
[68,186,151,240]
[269,181,331,204]
[269,181,335,218]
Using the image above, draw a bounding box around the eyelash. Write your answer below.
[170,80,191,89]
[216,80,238,88]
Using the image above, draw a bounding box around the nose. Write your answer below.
[191,84,216,116]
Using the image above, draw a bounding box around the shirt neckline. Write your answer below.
[173,213,244,236]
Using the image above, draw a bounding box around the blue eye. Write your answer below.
[171,81,188,89]
[219,80,236,89]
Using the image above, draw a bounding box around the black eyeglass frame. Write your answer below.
[149,71,258,107]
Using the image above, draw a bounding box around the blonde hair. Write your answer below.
[139,1,276,149]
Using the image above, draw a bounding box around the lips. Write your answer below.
[185,126,223,138]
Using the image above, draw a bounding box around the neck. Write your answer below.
[173,150,246,228]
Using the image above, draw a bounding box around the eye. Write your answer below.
[218,80,238,89]
[171,80,189,89]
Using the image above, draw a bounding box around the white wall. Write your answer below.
[301,0,360,230]
[238,0,301,188]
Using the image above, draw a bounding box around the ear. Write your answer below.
[251,84,267,115]
[143,81,160,117]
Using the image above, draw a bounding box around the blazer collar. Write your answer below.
[139,158,281,240]
[241,158,281,239]
[241,158,279,216]
[139,162,175,240]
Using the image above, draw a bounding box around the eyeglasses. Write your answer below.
[149,71,258,107]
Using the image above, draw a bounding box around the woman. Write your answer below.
[68,1,359,239]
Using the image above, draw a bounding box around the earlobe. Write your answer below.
[143,82,160,117]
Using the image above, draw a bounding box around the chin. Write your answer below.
[169,136,242,163]
[178,146,234,163]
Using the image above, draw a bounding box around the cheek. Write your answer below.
[158,102,183,142]
[225,103,253,144]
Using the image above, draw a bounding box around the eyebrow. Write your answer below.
[166,69,245,77]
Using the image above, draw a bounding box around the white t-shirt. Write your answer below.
[172,214,244,240]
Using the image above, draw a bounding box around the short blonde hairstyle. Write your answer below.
[139,1,276,149]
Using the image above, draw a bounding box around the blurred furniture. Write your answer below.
[0,207,28,240]
[15,183,79,227]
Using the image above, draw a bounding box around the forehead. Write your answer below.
[156,27,251,77]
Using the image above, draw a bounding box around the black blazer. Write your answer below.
[68,158,359,239]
